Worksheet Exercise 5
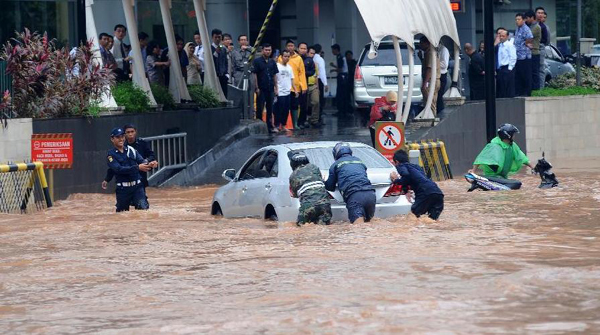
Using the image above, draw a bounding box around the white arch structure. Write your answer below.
[354,0,462,122]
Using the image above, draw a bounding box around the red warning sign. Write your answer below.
[374,121,405,162]
[31,133,74,169]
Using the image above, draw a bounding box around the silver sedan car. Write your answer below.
[211,142,411,222]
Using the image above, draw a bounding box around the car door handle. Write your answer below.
[242,186,247,193]
[265,183,272,191]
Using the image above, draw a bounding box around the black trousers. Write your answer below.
[437,73,447,113]
[218,75,228,97]
[496,66,515,98]
[274,94,290,127]
[336,74,349,113]
[515,58,532,97]
[411,193,444,220]
[255,88,275,129]
[298,91,309,126]
[318,79,325,117]
[470,79,485,100]
[531,54,541,90]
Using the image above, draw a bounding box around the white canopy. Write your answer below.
[354,0,461,48]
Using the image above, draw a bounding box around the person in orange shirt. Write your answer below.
[277,40,307,129]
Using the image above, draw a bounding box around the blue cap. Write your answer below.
[110,127,125,137]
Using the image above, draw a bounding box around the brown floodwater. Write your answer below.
[1,165,599,334]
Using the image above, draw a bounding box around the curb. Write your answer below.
[160,120,268,187]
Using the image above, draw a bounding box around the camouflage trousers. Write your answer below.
[297,201,332,226]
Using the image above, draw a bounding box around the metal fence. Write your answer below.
[142,132,188,184]
[0,60,14,119]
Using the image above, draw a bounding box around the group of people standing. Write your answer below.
[466,7,550,100]
[98,24,254,97]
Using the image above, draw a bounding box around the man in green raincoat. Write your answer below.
[469,124,535,180]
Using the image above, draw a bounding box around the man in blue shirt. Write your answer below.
[389,150,444,220]
[325,143,376,223]
[514,13,534,97]
[107,127,152,212]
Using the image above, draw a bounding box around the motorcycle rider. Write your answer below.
[288,152,332,226]
[469,124,535,181]
[325,143,376,223]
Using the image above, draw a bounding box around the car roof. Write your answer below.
[263,141,372,152]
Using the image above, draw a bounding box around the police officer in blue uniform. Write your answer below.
[107,127,152,212]
[325,142,376,223]
[103,124,157,189]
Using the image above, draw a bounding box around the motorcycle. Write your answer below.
[464,153,559,191]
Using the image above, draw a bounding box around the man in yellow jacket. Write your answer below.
[278,40,307,129]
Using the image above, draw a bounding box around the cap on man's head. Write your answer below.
[111,127,125,137]
[123,124,136,131]
[386,90,398,103]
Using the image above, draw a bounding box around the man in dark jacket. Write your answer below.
[103,124,157,190]
[211,29,229,97]
[289,152,332,226]
[465,43,485,100]
[325,143,376,223]
[390,150,444,220]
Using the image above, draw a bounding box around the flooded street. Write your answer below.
[1,168,600,334]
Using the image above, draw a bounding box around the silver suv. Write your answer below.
[354,41,423,112]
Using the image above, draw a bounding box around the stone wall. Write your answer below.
[525,95,600,161]
[0,118,32,164]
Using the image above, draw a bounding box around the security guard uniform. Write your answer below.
[107,128,150,212]
[104,136,156,188]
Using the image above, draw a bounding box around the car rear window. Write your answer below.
[359,44,422,67]
[301,147,393,170]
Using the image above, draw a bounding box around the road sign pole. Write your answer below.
[484,0,496,142]
[48,169,54,203]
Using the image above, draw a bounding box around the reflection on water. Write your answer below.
[1,171,600,334]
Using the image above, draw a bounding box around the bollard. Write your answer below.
[409,150,421,165]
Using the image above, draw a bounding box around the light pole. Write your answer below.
[576,0,582,86]
[484,0,496,142]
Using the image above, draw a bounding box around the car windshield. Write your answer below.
[359,44,422,67]
[301,147,393,170]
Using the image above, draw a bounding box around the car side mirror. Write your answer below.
[222,169,236,182]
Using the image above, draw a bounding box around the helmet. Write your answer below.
[289,152,310,170]
[332,142,352,160]
[497,123,520,142]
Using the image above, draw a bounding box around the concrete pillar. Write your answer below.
[192,0,226,101]
[296,0,319,44]
[122,0,157,105]
[85,0,117,108]
[158,0,191,103]
[334,0,357,53]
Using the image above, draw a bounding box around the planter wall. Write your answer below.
[0,118,32,164]
[32,107,241,200]
[525,95,600,161]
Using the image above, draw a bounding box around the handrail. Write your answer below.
[141,132,188,183]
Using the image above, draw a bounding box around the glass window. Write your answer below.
[359,44,423,67]
[0,1,78,49]
[239,150,278,180]
[301,147,393,170]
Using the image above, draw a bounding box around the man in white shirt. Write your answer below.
[193,31,205,81]
[495,27,517,98]
[437,44,450,114]
[275,50,299,131]
[312,44,328,123]
[111,24,130,81]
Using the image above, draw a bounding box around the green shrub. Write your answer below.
[188,85,221,108]
[112,82,150,113]
[549,66,600,91]
[532,86,599,97]
[150,83,176,110]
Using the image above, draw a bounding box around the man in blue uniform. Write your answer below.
[107,127,152,212]
[102,124,157,189]
[325,143,376,223]
[390,150,444,220]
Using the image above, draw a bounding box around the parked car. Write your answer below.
[544,44,576,83]
[211,141,411,222]
[354,40,423,113]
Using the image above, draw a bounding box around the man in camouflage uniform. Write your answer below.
[288,152,332,226]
